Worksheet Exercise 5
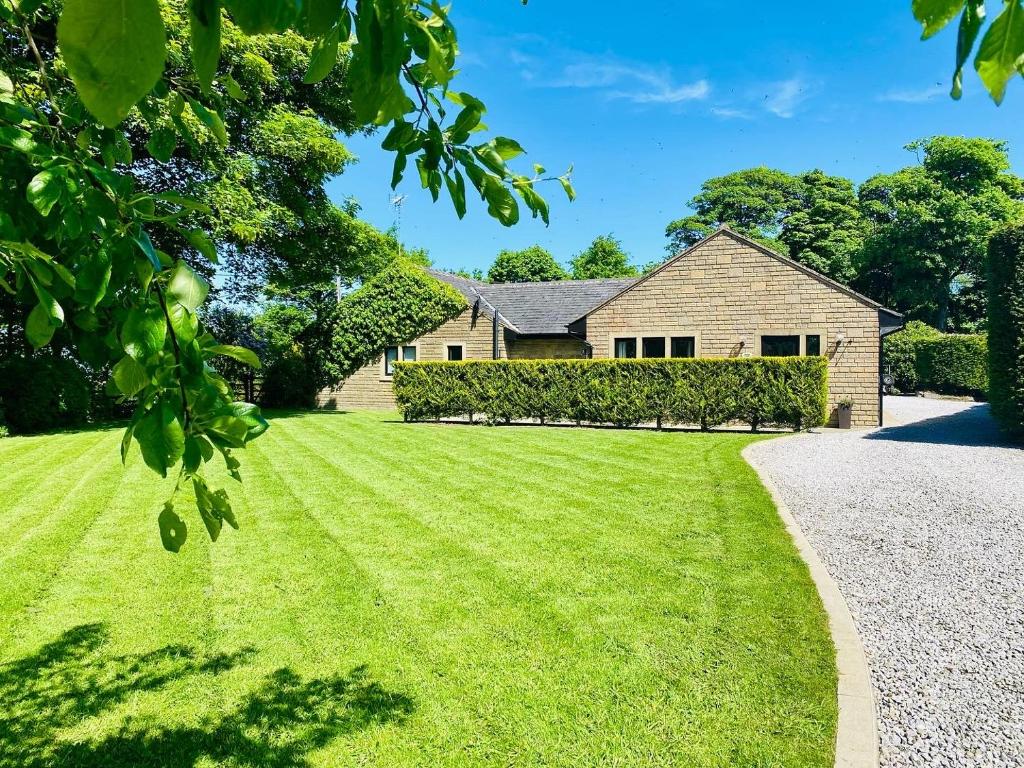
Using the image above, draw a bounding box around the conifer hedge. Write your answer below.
[915,335,989,398]
[392,357,829,431]
[987,223,1024,438]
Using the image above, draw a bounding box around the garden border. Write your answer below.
[742,444,879,768]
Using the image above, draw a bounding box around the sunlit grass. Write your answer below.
[0,411,836,767]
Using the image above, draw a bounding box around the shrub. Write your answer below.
[882,320,941,392]
[0,356,92,434]
[987,222,1024,438]
[393,357,829,431]
[915,335,988,397]
[260,353,318,409]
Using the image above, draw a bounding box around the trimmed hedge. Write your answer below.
[882,320,942,392]
[915,335,988,398]
[987,222,1024,439]
[393,357,829,431]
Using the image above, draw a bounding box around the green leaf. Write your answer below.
[158,502,188,553]
[974,0,1024,104]
[391,152,407,188]
[187,98,228,145]
[112,355,149,397]
[146,128,177,163]
[189,0,222,95]
[303,26,339,84]
[300,0,342,37]
[445,169,467,219]
[167,260,209,312]
[74,251,112,308]
[223,0,298,34]
[121,304,166,360]
[167,302,199,345]
[229,401,269,441]
[25,302,56,348]
[133,230,162,271]
[192,477,222,541]
[57,0,167,127]
[26,169,62,216]
[135,402,186,477]
[181,228,218,263]
[493,137,526,161]
[209,344,261,369]
[952,0,987,98]
[223,74,246,100]
[913,0,967,38]
[559,175,577,202]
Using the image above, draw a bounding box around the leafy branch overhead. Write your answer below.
[912,0,1024,103]
[56,0,574,225]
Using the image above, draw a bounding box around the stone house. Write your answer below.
[318,228,903,427]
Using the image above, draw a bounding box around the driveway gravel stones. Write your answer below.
[747,397,1024,768]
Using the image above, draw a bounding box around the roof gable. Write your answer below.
[575,227,901,323]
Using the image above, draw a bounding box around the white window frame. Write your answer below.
[381,343,418,380]
[608,331,702,359]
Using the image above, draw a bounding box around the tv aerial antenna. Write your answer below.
[390,194,407,257]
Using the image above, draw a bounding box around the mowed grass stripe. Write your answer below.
[0,430,113,505]
[268,415,825,764]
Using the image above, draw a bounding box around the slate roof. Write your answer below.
[426,269,637,336]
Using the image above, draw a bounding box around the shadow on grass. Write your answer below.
[0,624,414,768]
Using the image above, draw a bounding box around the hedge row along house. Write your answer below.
[318,228,903,427]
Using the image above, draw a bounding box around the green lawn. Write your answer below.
[0,411,836,767]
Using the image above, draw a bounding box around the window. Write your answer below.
[447,344,464,361]
[384,345,416,376]
[642,337,666,358]
[614,338,637,358]
[805,334,821,356]
[761,335,801,357]
[671,336,695,358]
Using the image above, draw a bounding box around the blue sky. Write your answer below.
[325,0,1024,275]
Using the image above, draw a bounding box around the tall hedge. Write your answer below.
[0,356,92,434]
[987,222,1024,438]
[392,357,829,431]
[915,335,988,398]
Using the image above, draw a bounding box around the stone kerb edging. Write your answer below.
[741,444,880,768]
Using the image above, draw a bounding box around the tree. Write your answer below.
[488,246,568,283]
[570,235,638,280]
[664,167,804,255]
[912,0,1024,104]
[0,0,572,551]
[779,170,867,283]
[855,137,1024,330]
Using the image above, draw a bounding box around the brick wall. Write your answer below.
[317,306,505,410]
[585,232,882,427]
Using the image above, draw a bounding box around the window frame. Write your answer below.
[609,332,701,359]
[445,341,466,362]
[754,329,828,358]
[381,343,418,379]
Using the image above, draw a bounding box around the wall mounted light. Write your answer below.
[835,332,847,345]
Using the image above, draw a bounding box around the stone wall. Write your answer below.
[507,337,587,359]
[585,231,882,426]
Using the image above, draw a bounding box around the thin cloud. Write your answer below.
[508,41,710,106]
[763,77,809,118]
[711,106,752,120]
[879,85,946,103]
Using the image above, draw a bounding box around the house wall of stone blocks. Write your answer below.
[585,234,882,427]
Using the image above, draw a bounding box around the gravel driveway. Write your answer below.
[746,397,1024,768]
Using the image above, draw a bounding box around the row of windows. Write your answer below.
[613,336,695,359]
[613,334,822,359]
[388,334,823,375]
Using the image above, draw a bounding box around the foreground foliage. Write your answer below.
[987,222,1024,438]
[1,0,568,550]
[393,357,829,431]
[0,412,837,766]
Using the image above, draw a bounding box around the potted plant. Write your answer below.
[837,398,853,429]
